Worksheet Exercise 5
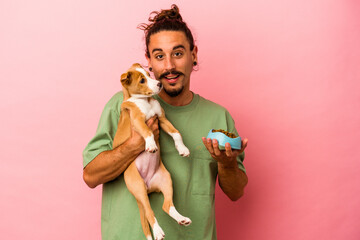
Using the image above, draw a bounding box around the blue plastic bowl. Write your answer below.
[206,129,241,150]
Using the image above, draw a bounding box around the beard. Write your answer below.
[159,70,185,97]
[163,85,184,97]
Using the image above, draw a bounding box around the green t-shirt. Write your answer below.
[83,92,245,240]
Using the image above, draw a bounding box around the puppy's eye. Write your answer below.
[140,78,145,84]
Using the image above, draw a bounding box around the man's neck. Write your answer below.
[158,90,193,106]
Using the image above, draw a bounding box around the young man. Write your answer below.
[83,5,248,240]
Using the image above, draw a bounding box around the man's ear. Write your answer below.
[145,53,151,70]
[192,45,198,63]
[120,72,132,86]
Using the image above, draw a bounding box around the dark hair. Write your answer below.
[138,4,195,58]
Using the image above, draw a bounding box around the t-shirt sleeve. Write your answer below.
[82,93,122,168]
[225,110,246,173]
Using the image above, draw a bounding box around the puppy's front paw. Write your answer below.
[169,206,192,226]
[178,216,192,226]
[145,137,158,153]
[176,144,190,157]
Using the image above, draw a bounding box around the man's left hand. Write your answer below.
[202,137,248,167]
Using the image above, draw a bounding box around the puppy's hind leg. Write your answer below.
[137,202,152,240]
[149,162,192,226]
[124,163,165,240]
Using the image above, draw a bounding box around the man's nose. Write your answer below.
[164,57,175,71]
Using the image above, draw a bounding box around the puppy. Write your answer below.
[113,63,191,240]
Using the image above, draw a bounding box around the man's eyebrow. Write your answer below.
[152,48,163,53]
[151,45,185,54]
[173,45,185,50]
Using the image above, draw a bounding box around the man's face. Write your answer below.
[146,31,197,97]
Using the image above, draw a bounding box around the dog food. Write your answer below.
[212,129,237,138]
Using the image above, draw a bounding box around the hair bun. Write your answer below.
[150,4,182,23]
[138,4,195,58]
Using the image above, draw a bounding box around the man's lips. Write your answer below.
[164,74,180,83]
[160,71,183,84]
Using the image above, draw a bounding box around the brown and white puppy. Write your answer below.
[113,63,191,240]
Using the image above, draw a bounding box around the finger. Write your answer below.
[152,124,159,133]
[202,137,207,144]
[206,138,215,154]
[152,119,159,130]
[225,142,232,157]
[148,118,159,131]
[212,139,221,156]
[240,138,248,152]
[147,116,158,126]
[202,137,211,152]
[146,117,154,126]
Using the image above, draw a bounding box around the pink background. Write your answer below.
[1,0,359,239]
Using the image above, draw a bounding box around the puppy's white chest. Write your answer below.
[127,97,162,120]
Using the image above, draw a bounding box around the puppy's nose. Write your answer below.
[157,82,162,88]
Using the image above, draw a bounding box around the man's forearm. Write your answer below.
[218,160,248,201]
[83,141,143,188]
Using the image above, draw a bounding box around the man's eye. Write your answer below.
[174,52,183,57]
[155,54,163,59]
[140,78,145,84]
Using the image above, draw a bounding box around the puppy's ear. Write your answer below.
[132,63,142,68]
[120,72,132,86]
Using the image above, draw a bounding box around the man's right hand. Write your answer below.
[83,116,160,188]
[128,116,160,154]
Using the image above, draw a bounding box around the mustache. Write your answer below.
[159,70,184,79]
